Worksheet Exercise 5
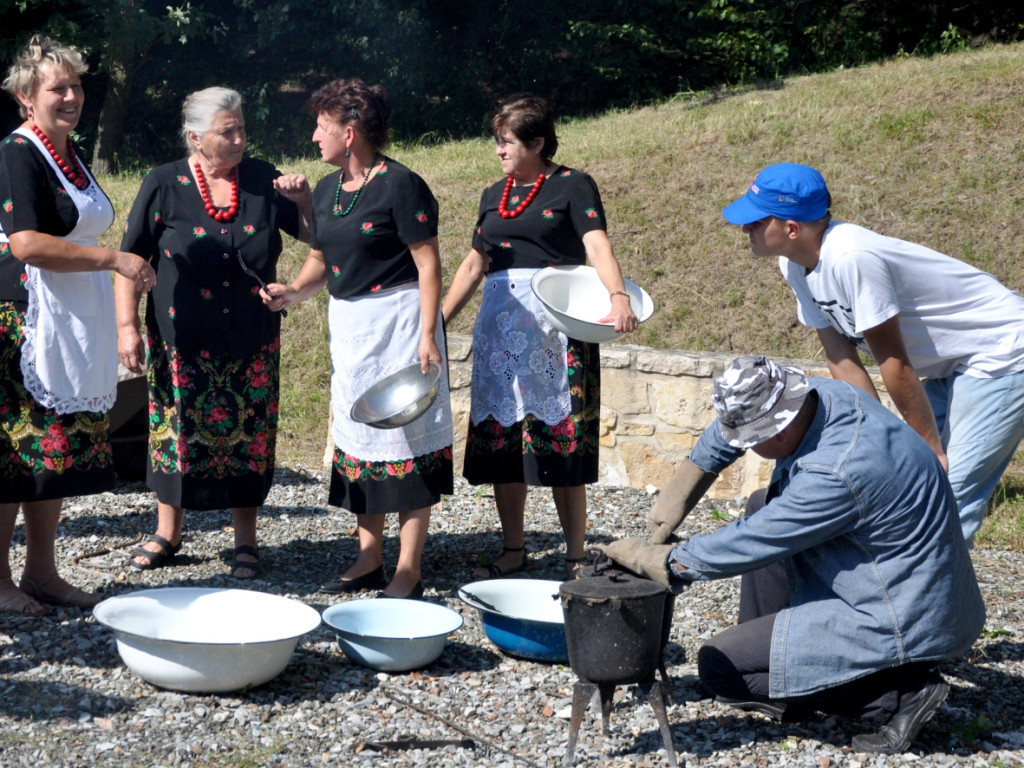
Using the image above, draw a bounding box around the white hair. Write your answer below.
[180,86,242,153]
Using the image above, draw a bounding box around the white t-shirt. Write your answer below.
[782,222,1024,379]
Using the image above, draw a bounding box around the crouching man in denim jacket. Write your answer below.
[601,354,985,754]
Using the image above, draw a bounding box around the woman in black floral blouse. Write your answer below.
[443,93,637,580]
[115,86,311,579]
[264,78,452,600]
[0,35,155,615]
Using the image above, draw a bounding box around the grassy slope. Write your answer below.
[97,43,1024,548]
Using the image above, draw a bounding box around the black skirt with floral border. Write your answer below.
[145,333,280,510]
[463,337,600,487]
[0,300,115,503]
[328,445,454,515]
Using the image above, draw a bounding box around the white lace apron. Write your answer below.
[329,282,453,461]
[15,127,118,414]
[470,268,571,427]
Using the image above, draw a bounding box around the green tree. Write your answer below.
[1,0,216,172]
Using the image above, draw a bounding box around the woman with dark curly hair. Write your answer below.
[443,93,636,580]
[264,78,452,599]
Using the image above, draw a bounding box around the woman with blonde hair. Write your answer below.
[0,34,155,614]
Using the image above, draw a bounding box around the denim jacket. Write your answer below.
[673,377,985,698]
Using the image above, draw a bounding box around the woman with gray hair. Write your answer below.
[0,34,155,615]
[115,86,312,579]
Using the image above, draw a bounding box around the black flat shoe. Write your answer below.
[319,565,387,594]
[376,581,425,600]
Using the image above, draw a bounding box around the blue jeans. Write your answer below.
[925,369,1024,542]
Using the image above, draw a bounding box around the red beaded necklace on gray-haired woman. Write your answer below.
[115,85,312,580]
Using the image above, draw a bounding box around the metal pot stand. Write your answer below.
[559,559,679,767]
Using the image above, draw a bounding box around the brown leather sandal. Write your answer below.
[0,577,49,616]
[19,574,100,609]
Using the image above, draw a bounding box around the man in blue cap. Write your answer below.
[601,354,985,754]
[721,162,1024,544]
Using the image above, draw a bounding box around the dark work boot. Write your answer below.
[851,673,949,754]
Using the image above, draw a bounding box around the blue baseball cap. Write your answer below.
[722,163,830,225]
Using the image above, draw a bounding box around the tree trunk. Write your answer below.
[91,58,132,175]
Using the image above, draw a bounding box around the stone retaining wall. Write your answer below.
[443,333,891,501]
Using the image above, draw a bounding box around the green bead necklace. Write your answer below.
[332,155,377,216]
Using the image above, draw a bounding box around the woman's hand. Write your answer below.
[418,335,441,373]
[117,325,146,374]
[111,251,157,293]
[275,174,313,243]
[260,282,295,314]
[263,249,328,310]
[598,292,638,333]
[583,229,638,333]
[274,174,312,204]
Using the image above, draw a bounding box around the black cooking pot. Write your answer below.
[559,562,669,685]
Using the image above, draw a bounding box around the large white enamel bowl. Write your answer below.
[531,265,654,343]
[322,599,463,672]
[458,579,568,663]
[93,588,321,693]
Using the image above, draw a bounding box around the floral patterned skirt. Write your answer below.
[463,336,600,487]
[0,301,114,503]
[145,333,280,510]
[328,445,454,515]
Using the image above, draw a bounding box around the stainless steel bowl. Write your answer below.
[349,360,442,429]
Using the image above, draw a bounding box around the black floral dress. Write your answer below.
[463,167,603,487]
[0,132,115,503]
[119,157,300,509]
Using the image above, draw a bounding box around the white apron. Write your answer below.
[15,127,118,414]
[470,268,571,427]
[329,282,453,461]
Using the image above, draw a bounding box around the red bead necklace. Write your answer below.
[30,124,88,190]
[498,173,545,219]
[193,162,239,222]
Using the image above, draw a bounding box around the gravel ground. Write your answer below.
[1,466,1022,768]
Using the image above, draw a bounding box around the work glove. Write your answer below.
[647,458,718,544]
[598,538,677,590]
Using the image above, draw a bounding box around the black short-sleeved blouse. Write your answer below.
[119,156,300,357]
[471,166,607,272]
[0,132,84,303]
[311,157,438,299]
